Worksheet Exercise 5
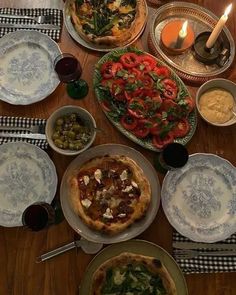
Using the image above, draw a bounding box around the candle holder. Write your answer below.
[160,20,195,55]
[193,32,226,65]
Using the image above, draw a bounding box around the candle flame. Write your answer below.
[224,3,232,16]
[181,21,188,35]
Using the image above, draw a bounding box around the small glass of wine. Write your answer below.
[154,143,189,173]
[54,53,89,99]
[22,202,56,231]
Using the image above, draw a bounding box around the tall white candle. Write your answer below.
[206,4,232,49]
[175,21,188,49]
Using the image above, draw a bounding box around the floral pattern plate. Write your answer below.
[0,30,61,105]
[0,142,58,227]
[161,153,236,243]
[93,48,197,152]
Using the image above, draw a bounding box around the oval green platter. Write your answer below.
[93,47,197,152]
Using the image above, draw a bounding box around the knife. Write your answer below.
[0,132,46,140]
[173,241,236,251]
[0,23,60,30]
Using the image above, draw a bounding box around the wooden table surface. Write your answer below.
[0,0,235,294]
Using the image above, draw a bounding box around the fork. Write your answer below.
[0,124,45,134]
[174,249,236,259]
[0,14,54,24]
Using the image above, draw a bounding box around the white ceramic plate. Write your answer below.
[162,153,236,243]
[63,0,148,52]
[60,144,160,244]
[0,142,58,227]
[0,30,61,105]
[79,239,188,295]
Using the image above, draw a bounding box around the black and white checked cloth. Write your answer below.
[0,116,48,150]
[173,231,236,274]
[0,8,63,41]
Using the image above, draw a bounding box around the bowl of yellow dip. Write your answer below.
[196,79,236,126]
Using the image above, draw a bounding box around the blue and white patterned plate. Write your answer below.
[0,30,61,105]
[162,153,236,243]
[0,142,58,227]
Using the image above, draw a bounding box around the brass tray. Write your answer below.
[148,1,235,84]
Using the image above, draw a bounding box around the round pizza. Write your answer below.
[68,155,151,235]
[91,252,177,295]
[69,0,147,46]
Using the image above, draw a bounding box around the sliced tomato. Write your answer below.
[138,54,157,71]
[149,115,166,135]
[132,121,150,138]
[120,53,140,68]
[181,97,195,113]
[124,91,132,101]
[100,100,112,112]
[172,118,190,138]
[100,61,113,79]
[101,79,113,90]
[162,78,178,100]
[153,66,170,78]
[128,98,145,119]
[111,79,126,101]
[152,132,174,149]
[140,74,154,89]
[160,99,178,112]
[111,62,123,77]
[144,95,162,114]
[120,114,138,130]
[130,68,142,79]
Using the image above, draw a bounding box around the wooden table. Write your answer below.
[0,0,235,294]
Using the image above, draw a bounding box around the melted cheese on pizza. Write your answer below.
[77,158,141,223]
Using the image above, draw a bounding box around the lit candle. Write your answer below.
[206,4,232,49]
[175,21,188,49]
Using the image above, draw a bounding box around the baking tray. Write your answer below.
[148,1,235,84]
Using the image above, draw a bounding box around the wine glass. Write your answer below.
[22,202,56,231]
[54,53,89,99]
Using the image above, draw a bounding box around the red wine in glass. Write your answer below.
[54,53,82,83]
[54,53,89,99]
[22,202,55,231]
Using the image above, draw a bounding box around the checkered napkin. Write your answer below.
[0,116,48,150]
[173,231,236,274]
[0,8,63,41]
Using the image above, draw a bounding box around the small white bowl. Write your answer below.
[46,105,96,156]
[196,78,236,127]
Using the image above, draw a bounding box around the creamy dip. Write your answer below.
[199,88,235,124]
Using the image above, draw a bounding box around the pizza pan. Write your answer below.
[63,0,148,52]
[93,48,197,152]
[148,2,235,84]
[79,239,188,295]
[60,144,160,244]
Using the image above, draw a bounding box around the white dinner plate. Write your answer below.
[79,239,188,295]
[0,30,61,105]
[0,142,58,227]
[162,153,236,243]
[63,0,148,52]
[60,144,160,244]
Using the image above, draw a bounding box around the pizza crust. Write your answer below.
[92,252,177,295]
[68,155,151,235]
[69,0,147,46]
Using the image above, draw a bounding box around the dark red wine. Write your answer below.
[54,55,82,83]
[22,203,55,231]
[162,143,189,168]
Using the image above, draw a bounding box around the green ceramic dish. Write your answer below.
[93,47,197,152]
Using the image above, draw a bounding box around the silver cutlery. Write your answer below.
[0,132,46,140]
[0,13,54,24]
[0,124,45,134]
[36,239,103,263]
[173,241,236,251]
[174,249,236,259]
[0,23,60,30]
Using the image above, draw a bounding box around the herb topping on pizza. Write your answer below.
[69,0,146,45]
[68,155,151,234]
[92,252,177,295]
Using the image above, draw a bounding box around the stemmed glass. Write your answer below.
[54,53,89,99]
